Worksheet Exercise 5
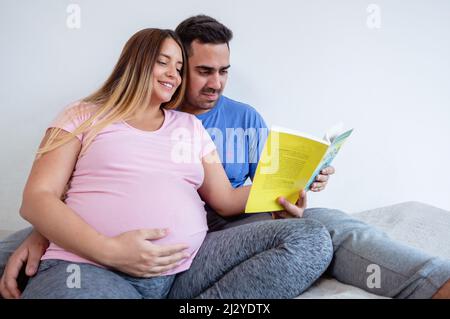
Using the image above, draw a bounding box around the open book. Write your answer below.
[245,123,353,213]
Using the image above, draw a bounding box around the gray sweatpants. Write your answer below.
[3,207,450,298]
[207,207,450,298]
[12,219,332,298]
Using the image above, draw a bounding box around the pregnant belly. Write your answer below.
[64,182,208,256]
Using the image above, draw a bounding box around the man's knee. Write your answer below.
[0,227,33,250]
[304,208,370,234]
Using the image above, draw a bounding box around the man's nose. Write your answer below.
[207,73,221,90]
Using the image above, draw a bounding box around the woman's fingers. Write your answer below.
[277,197,303,218]
[296,190,307,209]
[154,244,190,257]
[141,263,182,278]
[154,251,190,267]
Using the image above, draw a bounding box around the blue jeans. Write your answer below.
[21,259,175,299]
[11,219,332,298]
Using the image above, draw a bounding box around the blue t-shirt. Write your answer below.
[195,95,268,188]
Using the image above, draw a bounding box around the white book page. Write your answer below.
[271,125,329,146]
[323,122,346,143]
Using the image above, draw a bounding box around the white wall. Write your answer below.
[1,0,449,230]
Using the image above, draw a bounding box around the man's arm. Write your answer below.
[0,230,48,299]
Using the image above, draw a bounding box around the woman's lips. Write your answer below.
[159,81,175,90]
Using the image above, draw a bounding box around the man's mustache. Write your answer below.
[201,88,220,94]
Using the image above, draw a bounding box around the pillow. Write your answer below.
[353,201,450,259]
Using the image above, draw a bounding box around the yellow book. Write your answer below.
[245,124,353,213]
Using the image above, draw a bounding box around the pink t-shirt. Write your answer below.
[42,102,216,275]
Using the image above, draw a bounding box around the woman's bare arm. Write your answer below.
[198,150,251,217]
[19,130,110,264]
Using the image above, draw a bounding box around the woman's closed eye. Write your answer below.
[158,60,181,74]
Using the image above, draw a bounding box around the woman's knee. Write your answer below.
[267,219,333,296]
[282,218,333,269]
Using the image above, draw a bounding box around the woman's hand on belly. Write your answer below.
[100,228,191,277]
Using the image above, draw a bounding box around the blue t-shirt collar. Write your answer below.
[195,95,225,120]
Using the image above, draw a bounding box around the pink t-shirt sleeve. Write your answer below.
[193,118,216,158]
[49,102,94,142]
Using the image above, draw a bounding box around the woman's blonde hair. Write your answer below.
[37,28,187,158]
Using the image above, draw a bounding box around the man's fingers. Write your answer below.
[5,249,28,285]
[25,246,43,276]
[2,255,24,299]
[0,246,29,299]
[1,278,18,299]
[315,174,329,182]
[0,276,13,299]
[312,166,334,191]
[311,182,327,191]
[4,275,21,299]
[321,166,335,175]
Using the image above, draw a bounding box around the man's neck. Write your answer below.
[178,100,219,116]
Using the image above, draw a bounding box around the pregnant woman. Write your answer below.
[13,28,332,298]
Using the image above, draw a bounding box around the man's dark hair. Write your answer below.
[175,15,233,56]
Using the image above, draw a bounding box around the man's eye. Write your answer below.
[220,70,228,74]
